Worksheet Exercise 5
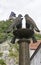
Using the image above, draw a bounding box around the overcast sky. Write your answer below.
[0,0,41,30]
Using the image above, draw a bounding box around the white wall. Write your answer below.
[30,47,41,65]
[30,49,35,57]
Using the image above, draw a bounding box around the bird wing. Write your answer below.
[5,18,16,33]
[6,17,22,33]
[28,17,40,32]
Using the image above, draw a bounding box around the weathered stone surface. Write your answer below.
[13,29,34,39]
[18,39,30,65]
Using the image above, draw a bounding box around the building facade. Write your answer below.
[30,44,41,65]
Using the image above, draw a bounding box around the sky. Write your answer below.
[0,0,41,30]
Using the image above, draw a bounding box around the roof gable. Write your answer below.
[29,40,41,50]
[30,43,41,60]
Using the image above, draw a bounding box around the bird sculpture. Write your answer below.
[24,14,40,43]
[6,14,23,33]
[6,14,23,43]
[24,14,40,32]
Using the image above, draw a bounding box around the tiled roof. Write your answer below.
[29,40,41,50]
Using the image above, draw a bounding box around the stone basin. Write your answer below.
[13,29,34,39]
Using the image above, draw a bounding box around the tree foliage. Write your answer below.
[9,43,19,64]
[0,20,13,43]
[0,59,6,65]
[0,52,3,57]
[34,34,41,40]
